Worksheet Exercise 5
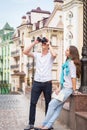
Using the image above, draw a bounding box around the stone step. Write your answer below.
[75,112,87,130]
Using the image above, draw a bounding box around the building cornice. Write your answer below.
[63,0,83,10]
[45,7,57,27]
[45,3,63,27]
[29,27,63,36]
[17,23,32,29]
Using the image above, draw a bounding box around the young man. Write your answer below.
[23,37,56,130]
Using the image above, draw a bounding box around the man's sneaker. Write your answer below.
[50,126,54,129]
[34,128,41,130]
[24,124,34,130]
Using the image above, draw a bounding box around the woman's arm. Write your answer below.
[72,78,76,91]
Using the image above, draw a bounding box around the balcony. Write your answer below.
[20,43,24,49]
[18,40,24,48]
[10,64,19,71]
[11,50,20,59]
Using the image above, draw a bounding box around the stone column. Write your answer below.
[69,94,87,130]
[79,0,87,93]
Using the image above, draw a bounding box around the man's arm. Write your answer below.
[23,40,38,58]
[47,42,57,59]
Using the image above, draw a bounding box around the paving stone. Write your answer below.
[0,94,70,130]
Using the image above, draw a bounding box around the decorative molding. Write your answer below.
[63,0,83,10]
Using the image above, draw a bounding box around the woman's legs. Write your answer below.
[42,99,64,128]
[42,87,73,128]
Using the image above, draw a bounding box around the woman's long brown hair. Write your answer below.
[69,45,81,78]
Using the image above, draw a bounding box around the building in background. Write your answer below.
[0,0,83,92]
[63,0,83,58]
[11,7,51,91]
[0,22,14,84]
[11,0,64,91]
[62,0,83,88]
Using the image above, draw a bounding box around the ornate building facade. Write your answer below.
[0,23,14,84]
[11,0,64,91]
[63,0,83,58]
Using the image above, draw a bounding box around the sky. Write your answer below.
[0,0,54,29]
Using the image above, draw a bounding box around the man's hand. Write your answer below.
[34,40,39,44]
[46,40,50,46]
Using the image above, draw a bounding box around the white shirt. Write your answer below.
[33,52,54,82]
[63,61,76,89]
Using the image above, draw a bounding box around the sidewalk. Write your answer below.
[25,92,70,130]
[0,94,70,130]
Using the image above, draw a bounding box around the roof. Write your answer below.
[27,7,51,14]
[54,0,63,3]
[3,22,14,30]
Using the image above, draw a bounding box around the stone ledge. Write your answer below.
[63,102,70,111]
[76,112,87,120]
[70,94,87,112]
[75,112,87,130]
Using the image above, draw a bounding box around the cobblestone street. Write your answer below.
[0,94,29,130]
[0,94,70,130]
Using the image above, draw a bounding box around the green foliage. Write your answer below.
[0,83,11,94]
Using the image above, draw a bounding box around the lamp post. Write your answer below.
[79,0,87,93]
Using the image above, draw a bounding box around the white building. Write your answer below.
[11,0,64,91]
[63,0,83,58]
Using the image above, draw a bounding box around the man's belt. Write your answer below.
[34,80,52,84]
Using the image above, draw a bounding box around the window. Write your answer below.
[52,71,57,80]
[51,36,57,46]
[66,31,73,39]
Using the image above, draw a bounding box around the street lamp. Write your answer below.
[79,0,87,93]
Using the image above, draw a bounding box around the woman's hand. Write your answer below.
[55,88,61,95]
[73,89,82,95]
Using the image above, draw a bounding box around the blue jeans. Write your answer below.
[29,81,52,125]
[42,87,73,128]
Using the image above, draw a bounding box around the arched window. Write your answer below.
[66,31,73,39]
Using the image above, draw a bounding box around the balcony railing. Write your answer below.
[11,50,20,58]
[10,64,19,69]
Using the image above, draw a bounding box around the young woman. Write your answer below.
[34,45,81,130]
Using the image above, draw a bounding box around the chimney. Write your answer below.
[21,16,26,24]
[26,12,31,24]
